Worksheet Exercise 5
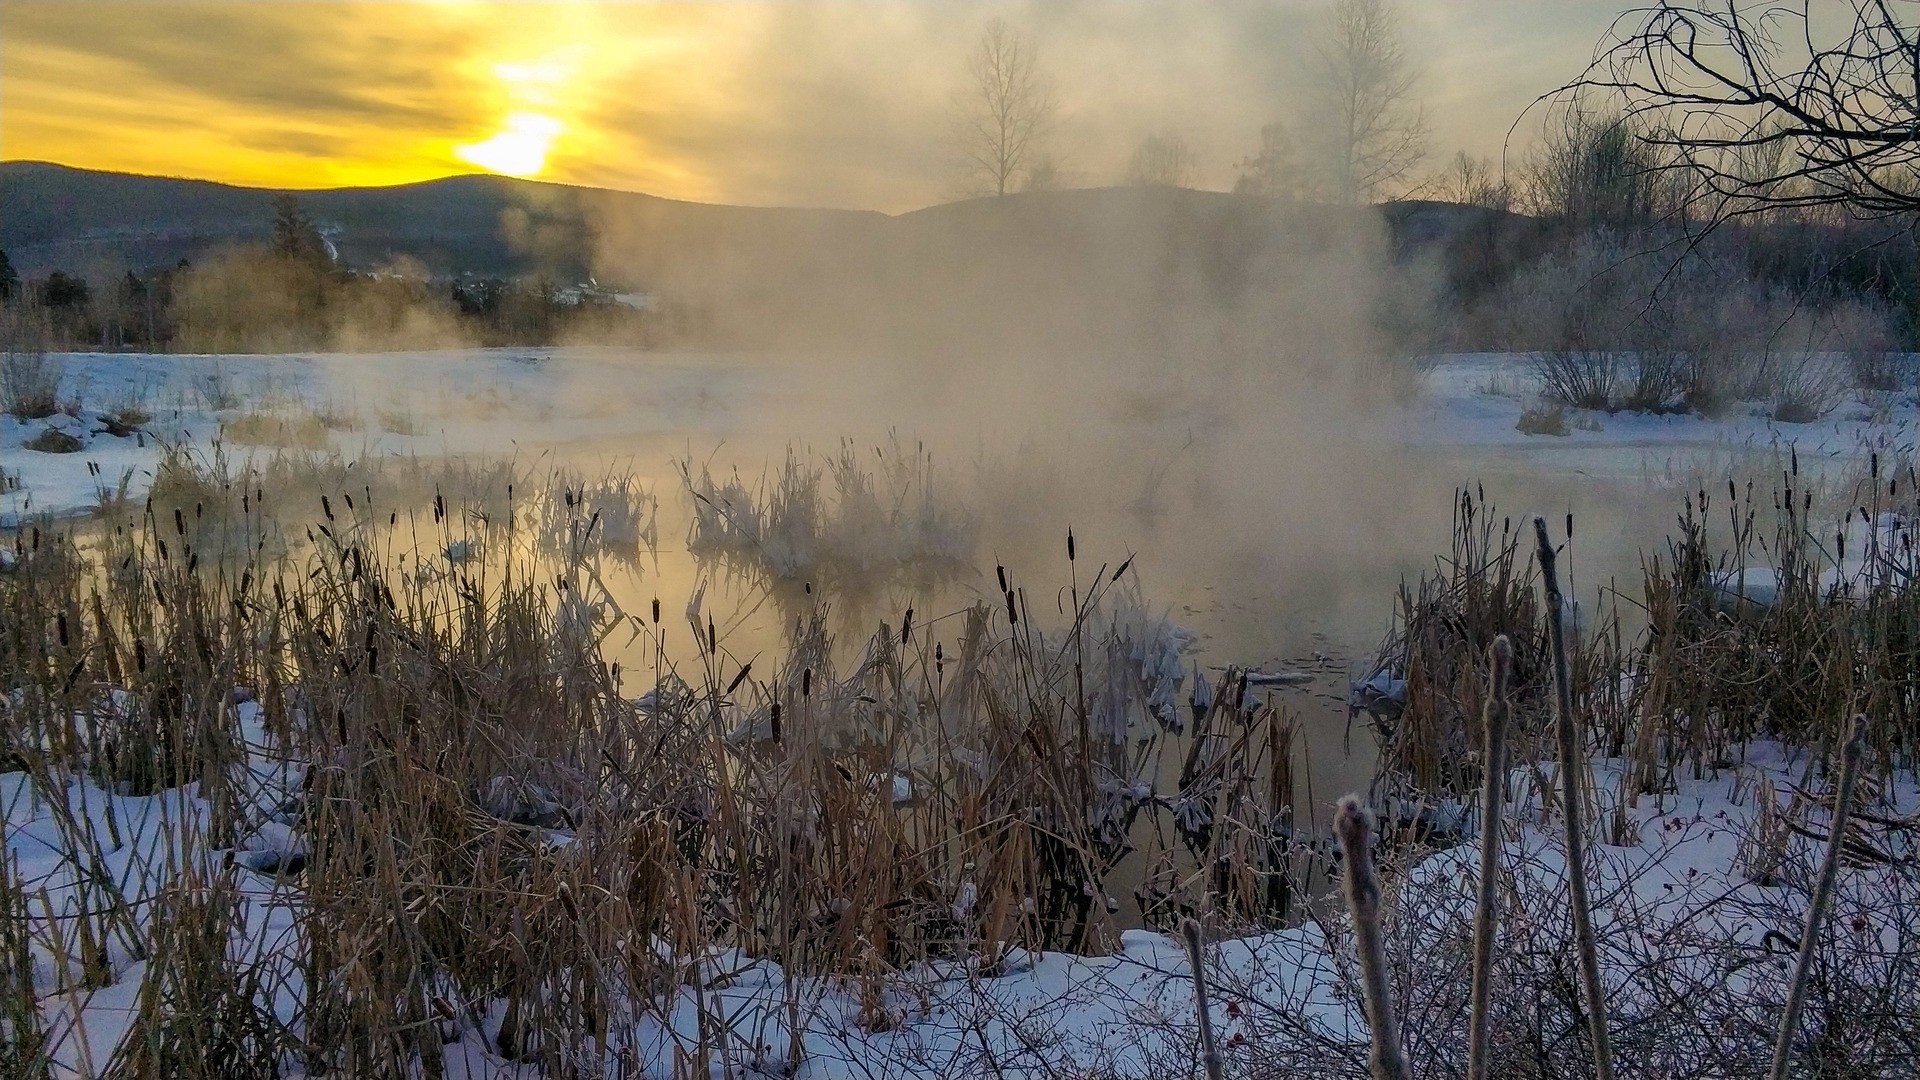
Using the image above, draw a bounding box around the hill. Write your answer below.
[2,162,1543,357]
[0,161,887,280]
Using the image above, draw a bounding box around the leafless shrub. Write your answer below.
[1766,352,1848,423]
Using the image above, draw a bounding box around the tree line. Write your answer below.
[0,195,646,353]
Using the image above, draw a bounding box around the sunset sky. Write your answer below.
[1,1,1632,212]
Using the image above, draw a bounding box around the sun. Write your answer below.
[456,111,564,177]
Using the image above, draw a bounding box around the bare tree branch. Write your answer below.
[1564,1,1920,223]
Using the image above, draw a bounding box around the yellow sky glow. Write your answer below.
[0,1,1619,211]
[457,112,565,177]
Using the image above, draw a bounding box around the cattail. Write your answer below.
[652,598,661,626]
[1467,635,1513,1080]
[1180,917,1225,1080]
[996,564,1008,592]
[1534,515,1614,1080]
[1769,716,1870,1080]
[802,668,812,697]
[1336,796,1409,1080]
[1067,529,1076,562]
[902,608,913,645]
[174,507,185,536]
[321,495,333,521]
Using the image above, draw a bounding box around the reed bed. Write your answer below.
[1366,452,1917,828]
[3,441,1917,1078]
[1,450,1309,1078]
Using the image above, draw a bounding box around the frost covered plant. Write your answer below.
[679,436,976,592]
[539,468,658,570]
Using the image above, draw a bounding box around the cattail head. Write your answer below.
[1334,795,1378,908]
[1489,634,1513,699]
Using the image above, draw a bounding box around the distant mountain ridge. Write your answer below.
[1,161,1535,357]
[0,161,887,280]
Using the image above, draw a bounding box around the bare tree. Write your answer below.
[1518,105,1671,227]
[1440,151,1512,211]
[1570,1,1920,223]
[953,19,1056,198]
[1125,133,1197,188]
[1301,0,1430,203]
[1235,122,1303,197]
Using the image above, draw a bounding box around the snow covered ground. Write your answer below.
[7,707,1912,1077]
[1,348,800,525]
[1405,352,1917,478]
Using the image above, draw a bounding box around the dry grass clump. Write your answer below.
[1514,401,1570,436]
[21,428,84,454]
[221,410,332,450]
[1375,455,1918,823]
[1362,489,1570,804]
[1,347,64,420]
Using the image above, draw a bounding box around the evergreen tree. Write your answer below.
[271,195,330,268]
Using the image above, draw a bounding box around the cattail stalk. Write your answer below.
[1336,795,1410,1080]
[1768,715,1869,1080]
[1181,917,1225,1080]
[1534,515,1614,1080]
[1466,635,1513,1080]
